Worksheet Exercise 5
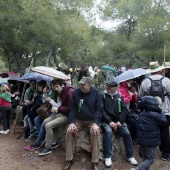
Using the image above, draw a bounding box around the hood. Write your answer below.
[138,96,161,113]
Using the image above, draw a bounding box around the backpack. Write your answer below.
[148,77,165,102]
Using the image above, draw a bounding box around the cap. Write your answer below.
[78,77,93,84]
[106,80,118,87]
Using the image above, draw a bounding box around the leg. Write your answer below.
[34,116,43,133]
[118,122,133,158]
[136,146,156,170]
[86,121,101,163]
[45,113,68,149]
[65,119,83,161]
[101,122,113,159]
[6,107,11,130]
[1,107,8,131]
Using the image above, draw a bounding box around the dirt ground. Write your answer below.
[0,125,170,170]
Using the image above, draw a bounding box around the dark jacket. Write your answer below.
[102,91,127,124]
[69,87,103,125]
[58,85,75,115]
[136,96,168,147]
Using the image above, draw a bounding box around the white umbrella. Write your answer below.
[114,68,148,83]
[31,66,69,80]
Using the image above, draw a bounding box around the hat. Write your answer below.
[162,62,170,68]
[78,77,92,84]
[106,80,118,87]
[146,61,165,73]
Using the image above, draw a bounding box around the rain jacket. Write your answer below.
[118,81,137,105]
[136,96,168,147]
[102,91,128,124]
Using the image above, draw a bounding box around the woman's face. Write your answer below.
[37,85,43,92]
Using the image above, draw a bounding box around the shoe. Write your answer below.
[25,144,41,151]
[25,134,34,141]
[105,158,112,167]
[38,147,52,156]
[52,142,58,149]
[162,154,170,161]
[7,129,10,133]
[127,157,138,165]
[0,130,8,134]
[92,162,100,170]
[62,160,74,170]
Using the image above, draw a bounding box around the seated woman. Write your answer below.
[25,79,62,151]
[118,80,138,144]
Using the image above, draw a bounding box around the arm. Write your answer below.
[93,91,103,125]
[69,91,77,124]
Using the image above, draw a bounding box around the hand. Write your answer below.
[128,91,134,96]
[51,107,58,113]
[15,91,20,95]
[45,97,51,102]
[34,93,37,98]
[116,121,122,128]
[67,123,77,134]
[109,122,116,128]
[90,123,100,135]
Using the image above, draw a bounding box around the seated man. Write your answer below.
[102,80,138,168]
[38,79,75,155]
[62,77,103,170]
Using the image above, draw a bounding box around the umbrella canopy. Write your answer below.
[114,68,148,83]
[101,65,116,72]
[21,72,53,83]
[0,78,9,85]
[31,66,69,80]
[8,78,28,85]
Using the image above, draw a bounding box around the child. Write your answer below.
[0,84,12,134]
[130,96,168,170]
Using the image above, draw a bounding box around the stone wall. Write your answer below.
[55,124,122,161]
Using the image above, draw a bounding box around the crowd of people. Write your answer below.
[0,61,170,170]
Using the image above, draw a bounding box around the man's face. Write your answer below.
[51,84,57,91]
[29,81,36,89]
[106,86,118,94]
[79,83,91,93]
[55,84,63,93]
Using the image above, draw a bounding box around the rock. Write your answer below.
[55,124,122,161]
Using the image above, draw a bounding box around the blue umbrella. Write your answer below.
[21,72,53,83]
[114,68,148,83]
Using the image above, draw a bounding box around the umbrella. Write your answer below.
[101,65,116,73]
[21,72,53,83]
[8,78,28,85]
[31,66,69,80]
[114,68,148,83]
[0,78,9,85]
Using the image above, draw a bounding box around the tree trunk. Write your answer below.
[46,49,53,66]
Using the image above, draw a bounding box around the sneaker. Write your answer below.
[25,144,41,151]
[6,129,10,133]
[38,148,52,156]
[105,157,112,167]
[25,134,34,141]
[127,157,138,165]
[52,142,58,149]
[0,130,8,134]
[162,154,170,161]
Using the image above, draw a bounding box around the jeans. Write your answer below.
[135,146,156,170]
[24,115,34,133]
[34,113,56,146]
[102,122,133,158]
